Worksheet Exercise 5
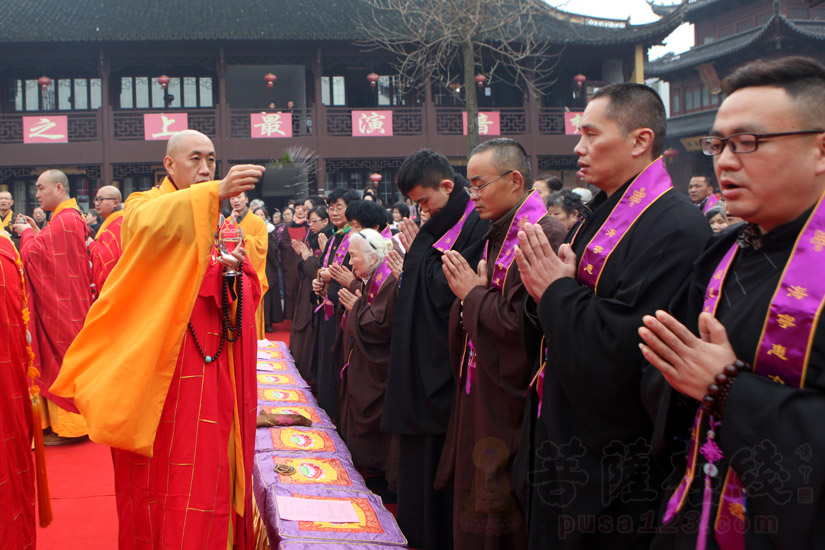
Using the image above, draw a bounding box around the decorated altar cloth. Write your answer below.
[253,339,407,548]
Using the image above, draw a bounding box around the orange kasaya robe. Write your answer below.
[0,232,36,549]
[88,209,123,299]
[19,198,92,437]
[232,209,268,339]
[52,178,261,550]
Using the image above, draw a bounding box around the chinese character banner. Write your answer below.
[251,112,293,138]
[23,116,68,144]
[352,110,393,137]
[144,113,189,141]
[564,112,584,135]
[462,111,501,136]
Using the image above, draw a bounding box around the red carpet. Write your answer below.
[34,321,293,549]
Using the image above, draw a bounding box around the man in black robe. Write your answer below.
[514,83,710,549]
[639,56,825,550]
[381,149,488,550]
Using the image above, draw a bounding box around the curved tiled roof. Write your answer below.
[0,0,683,45]
[646,13,825,76]
[666,109,717,139]
[648,0,723,18]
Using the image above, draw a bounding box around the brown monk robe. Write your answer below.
[336,272,398,471]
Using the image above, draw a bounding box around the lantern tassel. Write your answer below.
[30,388,53,528]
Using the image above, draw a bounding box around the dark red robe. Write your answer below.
[89,209,123,299]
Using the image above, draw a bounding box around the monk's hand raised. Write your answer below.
[292,240,311,260]
[218,245,246,270]
[387,250,404,280]
[515,223,574,303]
[398,218,420,250]
[339,287,361,312]
[442,250,486,301]
[329,263,355,287]
[218,164,265,201]
[638,310,737,401]
[13,215,38,236]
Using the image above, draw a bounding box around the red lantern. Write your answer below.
[474,74,486,88]
[663,147,679,160]
[573,74,587,89]
[37,75,52,91]
[157,74,171,89]
[264,73,277,89]
[369,173,382,188]
[367,72,379,89]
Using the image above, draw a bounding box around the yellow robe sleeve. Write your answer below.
[51,178,220,456]
[238,211,268,338]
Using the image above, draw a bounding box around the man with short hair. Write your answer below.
[533,174,563,202]
[89,185,124,298]
[435,138,567,549]
[381,149,489,550]
[514,83,710,549]
[688,174,718,213]
[12,169,93,444]
[639,56,825,549]
[228,190,269,338]
[53,130,264,549]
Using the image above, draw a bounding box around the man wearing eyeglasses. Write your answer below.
[88,185,124,300]
[514,82,709,549]
[434,138,566,549]
[639,56,825,549]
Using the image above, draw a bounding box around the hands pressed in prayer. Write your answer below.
[217,245,247,271]
[638,310,738,401]
[442,250,487,301]
[387,250,404,281]
[12,215,38,236]
[329,263,356,288]
[514,223,576,302]
[338,287,362,312]
[397,218,419,250]
[218,164,265,202]
[317,233,329,252]
[292,239,311,260]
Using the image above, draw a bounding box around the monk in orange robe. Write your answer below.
[52,130,265,550]
[229,191,268,339]
[0,231,36,549]
[88,185,124,299]
[13,169,92,443]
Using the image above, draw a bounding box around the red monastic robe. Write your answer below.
[20,198,92,434]
[0,233,36,549]
[89,209,123,299]
[52,179,260,550]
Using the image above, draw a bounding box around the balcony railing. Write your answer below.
[0,111,100,144]
[230,108,313,138]
[537,108,568,135]
[435,107,529,136]
[326,107,424,137]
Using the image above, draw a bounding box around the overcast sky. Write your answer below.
[549,0,694,60]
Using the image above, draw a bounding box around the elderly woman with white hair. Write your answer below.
[336,228,399,474]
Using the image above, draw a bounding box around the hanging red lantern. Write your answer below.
[474,74,486,88]
[157,74,171,89]
[367,72,379,89]
[264,73,277,89]
[369,173,382,188]
[573,74,587,89]
[37,75,52,91]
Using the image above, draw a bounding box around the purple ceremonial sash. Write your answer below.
[702,194,719,214]
[315,229,352,320]
[432,198,475,253]
[381,225,392,239]
[664,192,825,550]
[461,191,546,394]
[575,158,672,291]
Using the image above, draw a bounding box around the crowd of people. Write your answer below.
[2,55,825,550]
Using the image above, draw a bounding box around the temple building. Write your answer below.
[647,0,825,191]
[0,0,681,212]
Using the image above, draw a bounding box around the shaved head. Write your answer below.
[42,169,70,188]
[36,169,70,211]
[98,185,122,202]
[94,185,123,218]
[163,130,216,189]
[0,190,12,215]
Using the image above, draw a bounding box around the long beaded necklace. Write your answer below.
[187,267,244,364]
